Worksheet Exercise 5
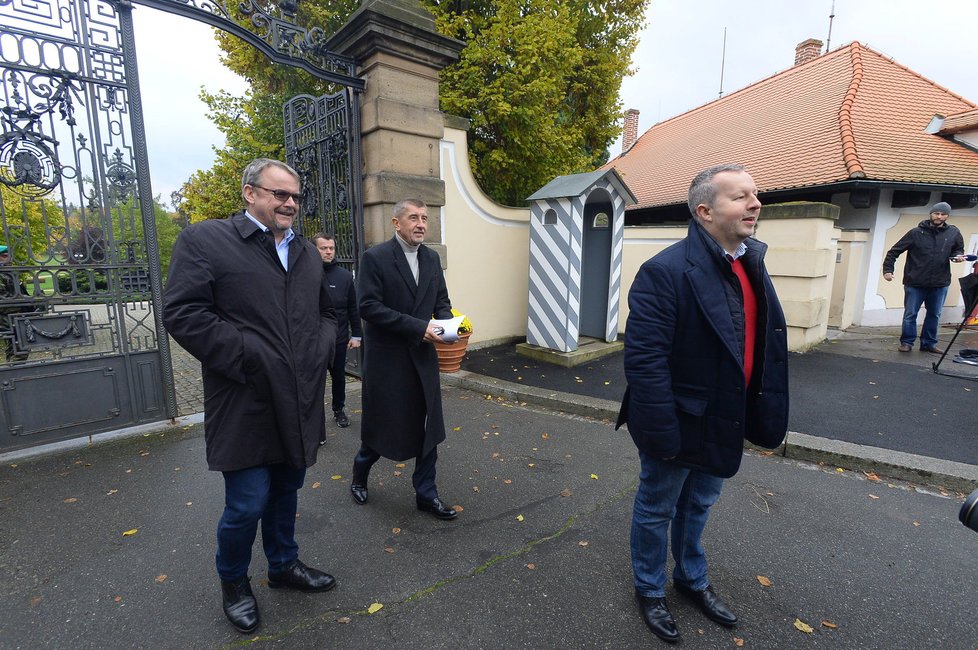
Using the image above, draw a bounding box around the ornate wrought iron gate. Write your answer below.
[0,0,363,452]
[284,90,363,271]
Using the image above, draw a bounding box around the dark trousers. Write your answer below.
[328,340,348,413]
[215,464,306,581]
[353,443,438,501]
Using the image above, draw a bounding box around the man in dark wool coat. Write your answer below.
[349,198,458,520]
[616,164,788,643]
[163,158,338,635]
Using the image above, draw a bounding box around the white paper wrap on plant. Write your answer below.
[431,315,466,343]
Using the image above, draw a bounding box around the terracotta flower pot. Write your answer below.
[435,331,471,373]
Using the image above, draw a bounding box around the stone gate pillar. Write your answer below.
[327,0,464,265]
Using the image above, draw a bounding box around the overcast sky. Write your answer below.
[131,0,978,204]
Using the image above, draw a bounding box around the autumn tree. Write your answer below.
[180,1,357,222]
[0,185,66,263]
[181,0,647,216]
[427,0,647,205]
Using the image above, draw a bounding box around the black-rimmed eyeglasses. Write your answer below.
[251,185,301,203]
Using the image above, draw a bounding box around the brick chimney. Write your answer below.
[622,108,640,151]
[794,38,823,66]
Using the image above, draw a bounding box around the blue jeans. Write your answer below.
[901,285,948,349]
[216,464,306,581]
[631,452,725,597]
[353,444,439,501]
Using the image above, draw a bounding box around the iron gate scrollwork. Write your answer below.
[283,90,363,271]
[0,0,173,450]
[0,0,364,452]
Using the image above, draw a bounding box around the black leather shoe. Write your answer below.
[268,560,336,593]
[350,482,368,505]
[674,582,737,627]
[416,496,458,520]
[221,576,260,634]
[334,410,350,428]
[636,593,680,643]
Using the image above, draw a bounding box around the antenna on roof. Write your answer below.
[825,0,836,52]
[718,27,727,98]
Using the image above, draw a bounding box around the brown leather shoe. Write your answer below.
[921,346,943,354]
[898,344,912,352]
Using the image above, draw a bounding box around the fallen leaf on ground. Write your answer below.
[453,505,464,512]
[590,474,599,480]
[757,575,772,587]
[337,616,351,624]
[541,433,549,439]
[384,547,395,554]
[503,479,513,484]
[30,596,42,607]
[863,471,881,482]
[821,620,838,629]
[155,574,167,583]
[311,482,322,489]
[835,468,845,473]
[107,489,118,495]
[393,471,402,477]
[868,494,880,500]
[63,497,78,504]
[331,475,342,480]
[367,603,383,614]
[186,502,193,506]
[122,528,138,537]
[560,488,573,497]
[452,427,461,431]
[395,463,406,468]
[516,514,524,521]
[528,463,535,468]
[578,541,589,547]
[114,596,122,603]
[472,486,480,493]
[734,638,745,647]
[526,563,535,570]
[794,618,814,633]
[913,521,920,527]
[392,527,401,534]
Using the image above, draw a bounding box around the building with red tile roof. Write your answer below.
[608,40,978,328]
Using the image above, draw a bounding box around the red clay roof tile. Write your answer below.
[608,42,978,210]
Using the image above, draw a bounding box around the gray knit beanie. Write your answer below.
[930,202,952,215]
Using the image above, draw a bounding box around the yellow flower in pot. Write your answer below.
[453,308,473,335]
[435,308,473,372]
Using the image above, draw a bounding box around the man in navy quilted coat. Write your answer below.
[616,164,789,643]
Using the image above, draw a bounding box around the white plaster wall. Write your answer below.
[857,189,978,326]
[440,127,531,344]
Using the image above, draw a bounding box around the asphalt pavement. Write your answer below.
[2,325,978,647]
[1,385,976,648]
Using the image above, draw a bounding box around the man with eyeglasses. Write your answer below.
[163,158,338,635]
